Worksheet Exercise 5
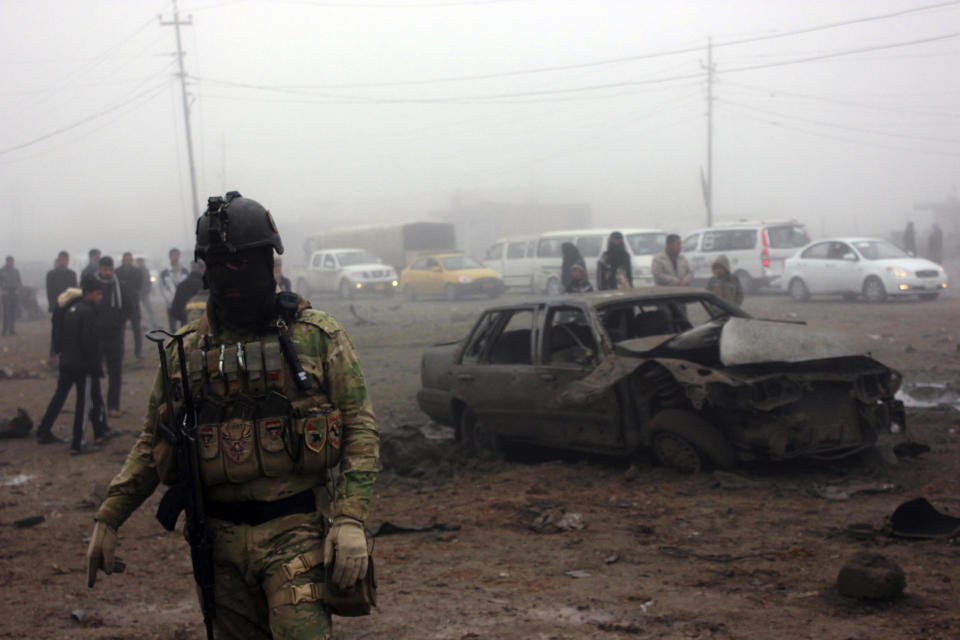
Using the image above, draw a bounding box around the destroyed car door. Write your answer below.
[453,307,543,437]
[528,305,621,450]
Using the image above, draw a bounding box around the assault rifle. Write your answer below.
[147,329,216,640]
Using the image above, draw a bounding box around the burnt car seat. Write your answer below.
[547,323,595,363]
[488,330,532,364]
[632,310,672,337]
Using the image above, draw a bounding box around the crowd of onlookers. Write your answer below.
[558,231,743,306]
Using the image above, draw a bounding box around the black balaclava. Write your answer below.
[204,247,276,334]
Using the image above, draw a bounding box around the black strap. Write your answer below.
[205,490,316,526]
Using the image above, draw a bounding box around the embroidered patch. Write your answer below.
[198,424,219,460]
[221,421,254,464]
[328,412,343,449]
[258,418,286,454]
[305,419,326,453]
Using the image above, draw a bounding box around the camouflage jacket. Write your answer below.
[95,299,379,530]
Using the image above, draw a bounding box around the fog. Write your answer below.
[1,0,958,272]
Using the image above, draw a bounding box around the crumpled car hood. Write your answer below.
[719,317,862,366]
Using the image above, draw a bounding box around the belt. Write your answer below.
[205,490,316,526]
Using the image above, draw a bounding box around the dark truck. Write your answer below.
[416,289,905,472]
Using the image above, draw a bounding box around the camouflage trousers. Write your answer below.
[208,508,332,639]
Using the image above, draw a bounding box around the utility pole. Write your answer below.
[700,37,715,227]
[160,0,200,238]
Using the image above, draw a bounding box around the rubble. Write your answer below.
[837,553,906,600]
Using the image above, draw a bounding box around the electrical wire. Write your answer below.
[721,105,960,158]
[188,0,960,88]
[719,99,960,145]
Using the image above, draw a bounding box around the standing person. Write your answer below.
[95,257,125,418]
[86,192,380,639]
[0,256,22,337]
[115,252,143,359]
[274,256,292,292]
[929,223,944,265]
[135,257,158,328]
[652,234,692,287]
[706,255,743,306]
[903,221,917,255]
[158,248,189,331]
[81,248,102,281]
[36,275,110,451]
[597,231,633,290]
[560,242,587,293]
[567,264,594,293]
[46,251,77,313]
[169,260,204,326]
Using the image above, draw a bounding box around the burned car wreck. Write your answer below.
[417,289,905,472]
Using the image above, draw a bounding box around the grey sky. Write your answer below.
[1,0,958,266]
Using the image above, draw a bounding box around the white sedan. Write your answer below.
[783,237,947,302]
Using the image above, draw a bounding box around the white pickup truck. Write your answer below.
[292,248,399,299]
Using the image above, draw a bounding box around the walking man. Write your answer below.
[115,252,143,359]
[46,251,77,313]
[0,256,22,337]
[158,248,188,331]
[95,257,125,418]
[36,275,110,451]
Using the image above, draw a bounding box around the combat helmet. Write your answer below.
[195,191,284,261]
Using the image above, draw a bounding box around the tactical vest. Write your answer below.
[157,330,343,487]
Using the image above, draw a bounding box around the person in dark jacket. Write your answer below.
[95,257,124,418]
[81,248,101,281]
[597,231,633,290]
[567,263,594,293]
[560,242,587,293]
[36,275,110,452]
[274,256,292,292]
[0,256,22,336]
[115,252,143,358]
[169,260,204,325]
[46,251,77,313]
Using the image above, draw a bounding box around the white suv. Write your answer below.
[682,221,809,293]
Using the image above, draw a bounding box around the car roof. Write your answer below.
[492,235,539,244]
[539,228,615,238]
[478,287,749,314]
[318,248,372,253]
[619,228,668,234]
[804,237,888,244]
[688,220,805,231]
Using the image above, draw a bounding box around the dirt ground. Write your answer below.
[2,284,960,640]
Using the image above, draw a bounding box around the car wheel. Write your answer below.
[919,293,940,301]
[862,276,887,303]
[788,277,810,302]
[735,270,756,295]
[444,283,458,302]
[545,277,562,295]
[652,431,703,474]
[338,279,353,300]
[459,407,502,457]
[402,285,417,302]
[645,409,735,473]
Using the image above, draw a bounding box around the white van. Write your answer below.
[532,227,668,294]
[682,220,810,292]
[484,235,540,289]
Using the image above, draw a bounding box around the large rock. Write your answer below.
[837,553,906,600]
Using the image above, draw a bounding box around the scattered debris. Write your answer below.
[564,570,591,579]
[604,553,620,565]
[812,479,894,501]
[369,521,461,537]
[13,515,44,529]
[711,470,762,490]
[893,442,931,458]
[0,367,41,380]
[890,497,960,539]
[0,408,32,439]
[658,545,780,563]
[379,425,444,476]
[896,381,960,410]
[0,474,32,488]
[530,509,585,534]
[70,610,85,623]
[837,553,905,600]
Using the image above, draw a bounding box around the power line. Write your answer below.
[724,108,960,157]
[0,81,168,156]
[719,99,960,145]
[191,32,960,103]
[183,0,960,89]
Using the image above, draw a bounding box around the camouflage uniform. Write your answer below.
[94,297,378,639]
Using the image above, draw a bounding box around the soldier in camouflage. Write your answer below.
[86,192,379,639]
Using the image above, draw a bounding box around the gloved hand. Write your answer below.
[86,521,118,588]
[323,516,368,589]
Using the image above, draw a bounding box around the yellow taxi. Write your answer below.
[400,253,505,301]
